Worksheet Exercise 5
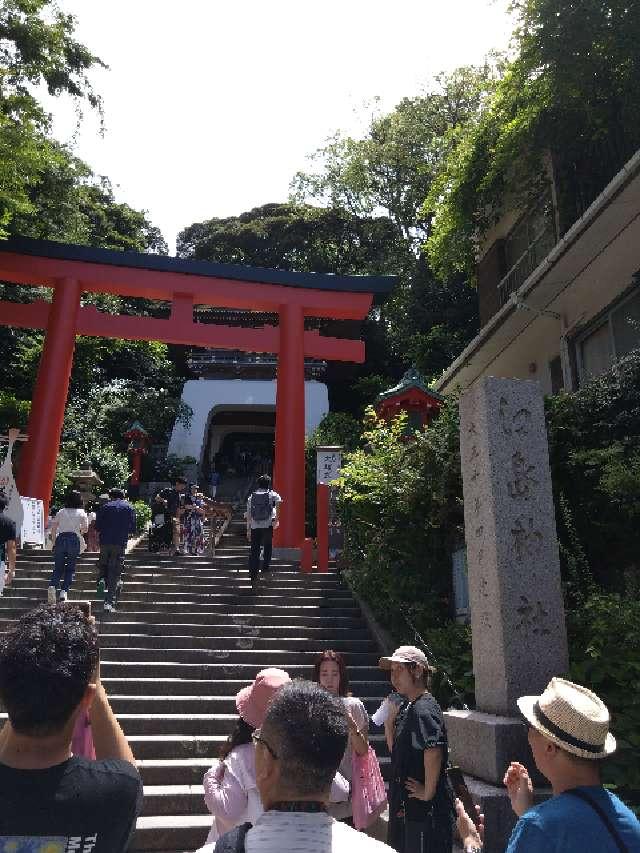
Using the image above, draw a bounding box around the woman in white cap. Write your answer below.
[456,677,640,853]
[380,645,453,853]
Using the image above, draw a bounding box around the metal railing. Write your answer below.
[498,223,558,307]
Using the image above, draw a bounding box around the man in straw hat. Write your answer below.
[456,677,640,852]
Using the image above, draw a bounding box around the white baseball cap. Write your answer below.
[379,645,435,673]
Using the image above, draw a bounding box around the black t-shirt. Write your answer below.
[0,756,143,852]
[164,489,182,518]
[390,692,452,821]
[0,513,16,563]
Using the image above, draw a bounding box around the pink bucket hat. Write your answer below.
[235,668,291,728]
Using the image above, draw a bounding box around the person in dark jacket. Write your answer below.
[95,488,136,613]
[380,646,454,853]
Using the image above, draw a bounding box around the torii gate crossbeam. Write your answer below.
[0,237,396,551]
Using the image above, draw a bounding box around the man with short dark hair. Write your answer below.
[95,487,136,613]
[214,680,392,852]
[246,475,281,587]
[0,604,143,850]
[0,493,16,595]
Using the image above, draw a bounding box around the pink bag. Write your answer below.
[71,711,96,759]
[351,745,388,830]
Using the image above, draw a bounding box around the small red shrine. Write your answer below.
[124,421,150,488]
[375,368,444,430]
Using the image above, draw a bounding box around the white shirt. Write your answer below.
[54,508,89,538]
[246,490,282,530]
[203,744,263,843]
[245,810,392,853]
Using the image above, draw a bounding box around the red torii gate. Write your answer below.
[0,237,395,550]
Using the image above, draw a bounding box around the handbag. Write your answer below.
[351,745,388,830]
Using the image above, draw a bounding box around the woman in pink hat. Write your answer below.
[200,667,351,851]
[202,668,291,845]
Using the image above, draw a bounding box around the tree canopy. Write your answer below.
[426,0,640,281]
[0,1,178,497]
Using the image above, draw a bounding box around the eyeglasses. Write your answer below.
[251,728,279,760]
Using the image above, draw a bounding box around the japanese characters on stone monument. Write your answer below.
[459,376,569,715]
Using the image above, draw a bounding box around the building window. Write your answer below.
[577,288,640,383]
[549,356,564,395]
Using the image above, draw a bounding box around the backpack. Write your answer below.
[214,822,252,853]
[250,491,273,523]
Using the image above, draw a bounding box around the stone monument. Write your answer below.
[444,377,569,851]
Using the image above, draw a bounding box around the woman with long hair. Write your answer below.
[47,490,88,603]
[314,649,370,824]
[380,646,454,853]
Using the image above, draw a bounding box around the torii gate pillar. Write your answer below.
[18,278,82,515]
[273,303,306,549]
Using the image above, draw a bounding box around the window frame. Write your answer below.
[575,285,640,385]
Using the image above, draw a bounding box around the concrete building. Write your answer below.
[168,351,329,473]
[437,148,640,395]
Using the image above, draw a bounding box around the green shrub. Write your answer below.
[132,500,152,532]
[567,591,640,808]
[339,400,463,622]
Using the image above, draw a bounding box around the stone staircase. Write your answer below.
[0,515,392,852]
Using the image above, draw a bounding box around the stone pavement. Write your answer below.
[0,514,392,852]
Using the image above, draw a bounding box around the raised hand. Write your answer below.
[503,761,533,817]
[455,798,484,847]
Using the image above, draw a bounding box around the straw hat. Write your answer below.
[235,668,290,729]
[379,645,435,674]
[517,677,616,759]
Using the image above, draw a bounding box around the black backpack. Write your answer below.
[250,491,272,523]
[214,822,251,853]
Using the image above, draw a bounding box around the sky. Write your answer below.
[48,1,515,253]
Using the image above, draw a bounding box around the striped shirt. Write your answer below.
[245,810,393,853]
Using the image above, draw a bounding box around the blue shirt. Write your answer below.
[506,786,640,853]
[96,499,136,547]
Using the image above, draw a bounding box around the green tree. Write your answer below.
[177,202,403,275]
[426,0,640,280]
[292,65,498,247]
[8,142,167,252]
[0,0,104,236]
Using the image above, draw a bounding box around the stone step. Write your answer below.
[0,618,371,639]
[101,677,390,697]
[96,634,377,653]
[9,569,345,587]
[137,758,211,786]
[125,733,390,761]
[96,662,389,682]
[132,814,211,852]
[94,647,382,666]
[141,784,207,817]
[0,599,361,617]
[0,609,368,630]
[110,694,388,716]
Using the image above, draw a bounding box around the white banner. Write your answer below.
[20,497,45,546]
